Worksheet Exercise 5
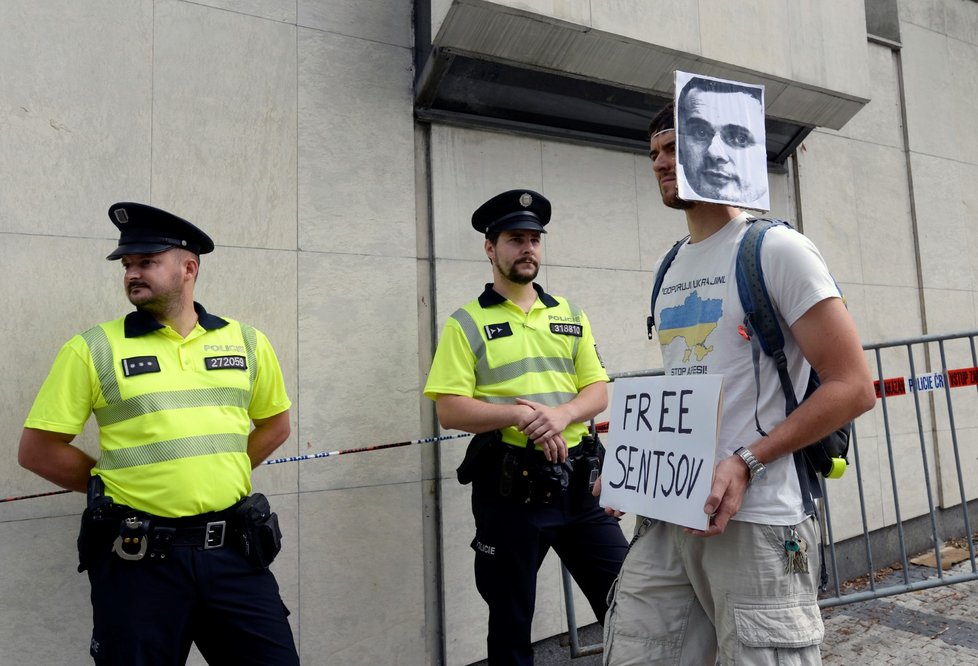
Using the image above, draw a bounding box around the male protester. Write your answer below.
[676,76,768,208]
[424,190,628,665]
[600,106,876,664]
[18,203,299,665]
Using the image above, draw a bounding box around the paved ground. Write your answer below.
[491,556,978,665]
[821,560,978,665]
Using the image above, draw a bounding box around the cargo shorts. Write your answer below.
[603,517,824,665]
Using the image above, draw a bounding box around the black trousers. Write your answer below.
[86,543,298,665]
[470,475,628,666]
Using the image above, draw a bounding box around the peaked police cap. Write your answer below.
[106,202,215,260]
[471,189,551,236]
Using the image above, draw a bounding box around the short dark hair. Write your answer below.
[486,230,501,244]
[677,77,762,121]
[648,102,675,139]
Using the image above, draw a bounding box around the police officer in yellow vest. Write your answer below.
[424,190,628,665]
[18,203,299,665]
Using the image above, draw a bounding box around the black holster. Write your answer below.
[77,476,124,573]
[234,493,282,569]
[457,430,501,485]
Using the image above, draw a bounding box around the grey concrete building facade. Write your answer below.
[2,1,977,664]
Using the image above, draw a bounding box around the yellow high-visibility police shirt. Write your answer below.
[424,284,608,449]
[24,303,291,517]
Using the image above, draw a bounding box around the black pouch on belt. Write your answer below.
[77,475,122,573]
[569,433,604,509]
[234,493,282,569]
[456,430,501,485]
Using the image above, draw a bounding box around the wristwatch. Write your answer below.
[734,447,766,486]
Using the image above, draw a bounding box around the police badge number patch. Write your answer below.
[484,322,513,340]
[204,355,248,371]
[549,323,582,337]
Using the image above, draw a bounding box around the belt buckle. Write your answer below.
[204,521,226,549]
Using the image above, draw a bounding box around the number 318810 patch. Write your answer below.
[204,355,247,370]
[550,323,582,337]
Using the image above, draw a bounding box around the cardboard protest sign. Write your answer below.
[674,70,769,212]
[599,374,723,531]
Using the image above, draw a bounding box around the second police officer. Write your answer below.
[424,190,629,665]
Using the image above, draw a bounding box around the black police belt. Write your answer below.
[460,432,603,506]
[109,502,243,562]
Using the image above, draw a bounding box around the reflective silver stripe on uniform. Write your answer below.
[450,308,577,386]
[82,326,122,405]
[478,356,576,385]
[479,392,578,407]
[450,308,486,367]
[93,387,251,427]
[240,323,258,388]
[567,301,582,358]
[96,433,249,470]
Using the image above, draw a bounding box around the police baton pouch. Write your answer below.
[233,493,282,569]
[456,430,501,485]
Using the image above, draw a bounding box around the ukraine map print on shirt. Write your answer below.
[658,290,723,364]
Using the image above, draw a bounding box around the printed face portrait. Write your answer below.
[675,73,769,210]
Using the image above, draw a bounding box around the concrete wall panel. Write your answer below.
[152,1,298,252]
[298,29,415,257]
[190,0,296,23]
[590,1,702,55]
[298,486,426,665]
[0,515,91,665]
[833,45,904,148]
[429,126,545,262]
[0,0,152,238]
[299,0,413,46]
[911,154,978,293]
[541,142,642,270]
[296,252,422,491]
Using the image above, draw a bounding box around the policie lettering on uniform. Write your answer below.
[204,344,248,370]
[607,390,705,500]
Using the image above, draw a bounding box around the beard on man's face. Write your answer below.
[501,259,539,285]
[659,183,695,211]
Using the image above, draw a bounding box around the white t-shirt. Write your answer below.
[651,214,840,525]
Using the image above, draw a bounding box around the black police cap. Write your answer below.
[106,202,215,261]
[471,189,551,236]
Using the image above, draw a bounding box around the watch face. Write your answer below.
[736,447,765,483]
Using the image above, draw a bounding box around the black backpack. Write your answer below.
[648,218,851,516]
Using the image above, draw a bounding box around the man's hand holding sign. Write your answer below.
[598,375,723,532]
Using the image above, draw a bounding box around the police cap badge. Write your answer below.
[471,189,551,236]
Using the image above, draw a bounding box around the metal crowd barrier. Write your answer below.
[559,329,978,658]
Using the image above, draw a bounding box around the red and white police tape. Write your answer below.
[874,365,978,399]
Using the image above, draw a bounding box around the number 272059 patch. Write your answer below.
[204,355,247,371]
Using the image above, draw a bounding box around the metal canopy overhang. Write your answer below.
[414,1,869,166]
[415,48,811,166]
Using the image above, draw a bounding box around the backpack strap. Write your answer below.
[647,235,689,340]
[735,218,821,517]
[736,218,789,356]
[736,219,798,427]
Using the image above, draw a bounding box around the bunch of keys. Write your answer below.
[784,527,809,574]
